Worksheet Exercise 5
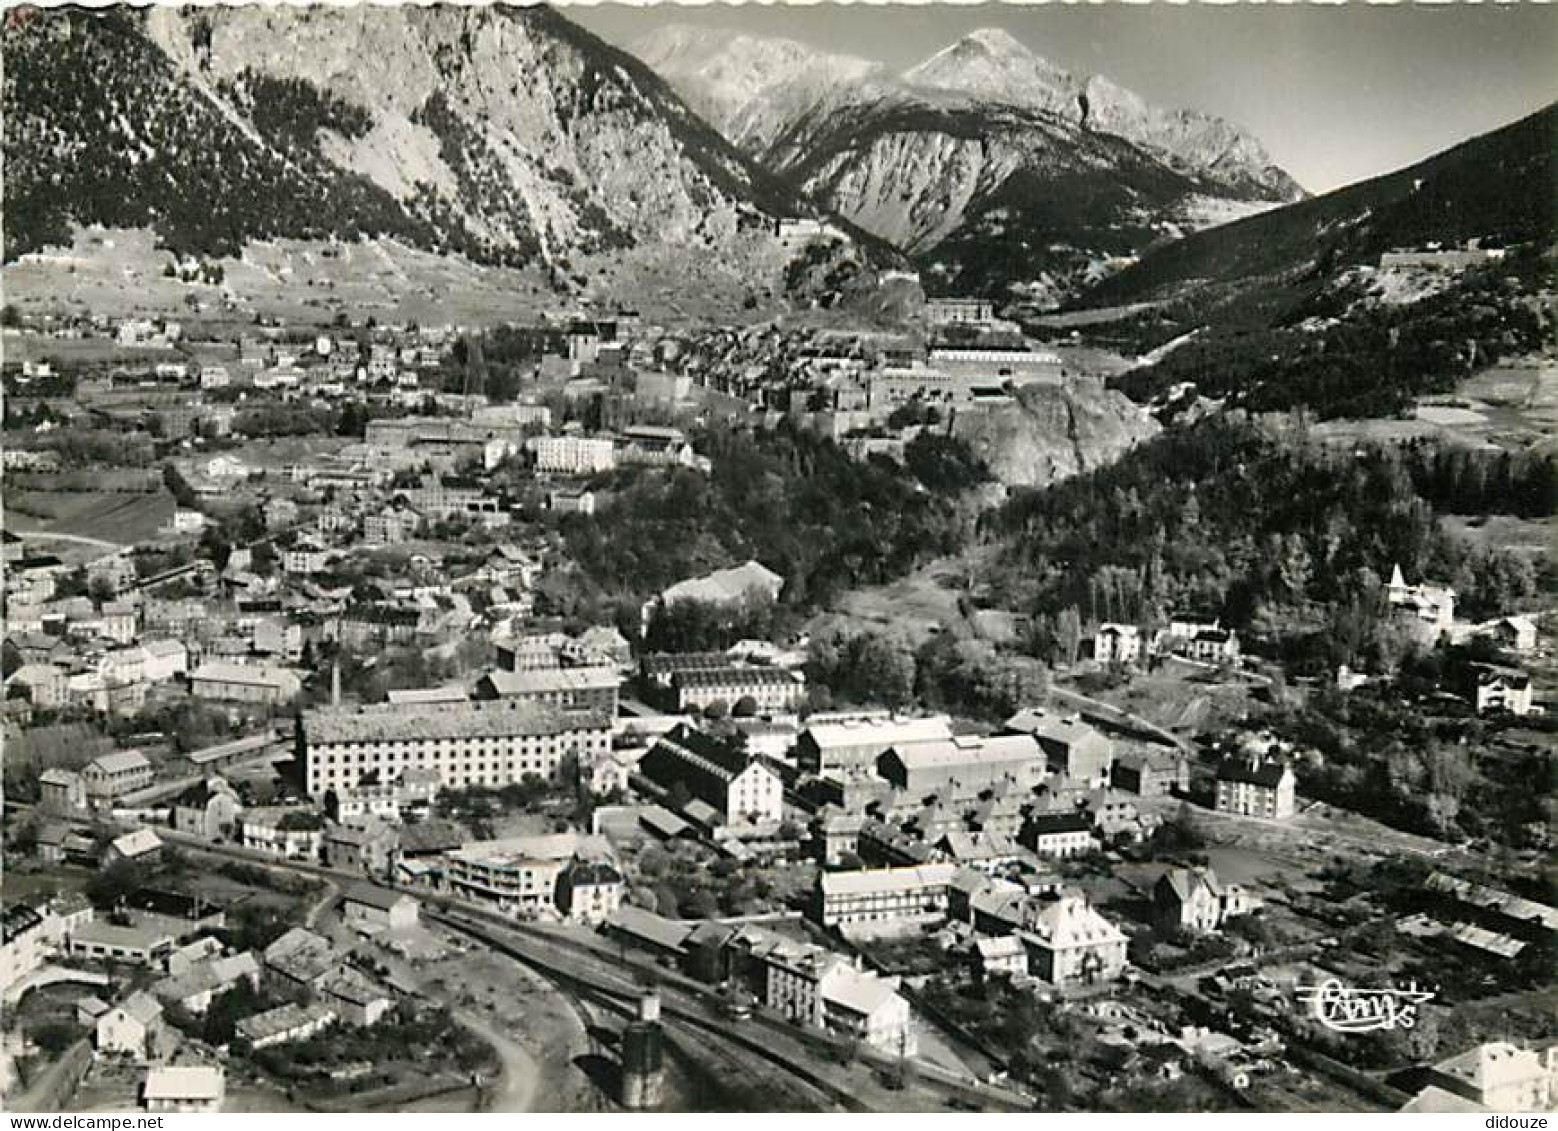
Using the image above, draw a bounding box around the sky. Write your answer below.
[565,1,1558,194]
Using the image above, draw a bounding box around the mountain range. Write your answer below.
[4,7,1311,312]
[2,4,904,313]
[1084,102,1555,418]
[633,25,1305,302]
[4,5,1547,334]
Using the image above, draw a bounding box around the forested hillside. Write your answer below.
[2,9,440,259]
[1112,251,1550,417]
[1066,104,1556,419]
[555,425,983,621]
[985,414,1552,671]
[1085,103,1554,314]
[2,5,819,277]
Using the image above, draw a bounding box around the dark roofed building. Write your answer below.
[1112,749,1189,797]
[557,858,624,924]
[638,724,784,826]
[1214,754,1296,820]
[604,905,694,960]
[1019,811,1096,858]
[1154,865,1257,935]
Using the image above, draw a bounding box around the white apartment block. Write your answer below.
[300,701,612,799]
[528,434,617,475]
[816,864,959,936]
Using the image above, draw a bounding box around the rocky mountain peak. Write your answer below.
[631,23,886,152]
[3,5,823,274]
[903,27,1077,114]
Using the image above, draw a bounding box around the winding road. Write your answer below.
[455,1009,540,1112]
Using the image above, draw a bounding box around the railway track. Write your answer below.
[10,810,1021,1111]
[431,909,859,1112]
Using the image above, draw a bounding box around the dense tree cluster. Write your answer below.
[807,626,918,709]
[644,593,781,654]
[1261,671,1552,847]
[902,431,992,492]
[562,424,977,615]
[1399,442,1556,519]
[805,623,1049,722]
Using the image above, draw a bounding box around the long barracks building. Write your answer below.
[298,701,611,799]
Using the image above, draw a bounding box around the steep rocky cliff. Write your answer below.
[3,6,810,278]
[951,378,1161,488]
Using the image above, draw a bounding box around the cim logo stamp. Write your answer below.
[1296,979,1436,1033]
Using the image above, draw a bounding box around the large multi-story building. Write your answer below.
[735,928,916,1055]
[443,832,619,921]
[189,662,302,705]
[1420,1042,1558,1113]
[82,750,155,802]
[1003,710,1114,786]
[1,904,50,994]
[172,777,243,841]
[366,417,521,472]
[670,666,805,714]
[1214,754,1296,820]
[1153,866,1258,936]
[1111,749,1190,798]
[364,507,422,546]
[1021,892,1129,987]
[474,664,620,717]
[556,858,626,925]
[794,713,955,777]
[876,734,1044,803]
[38,768,88,815]
[299,701,612,799]
[1386,564,1457,640]
[1019,812,1097,859]
[637,724,784,826]
[1471,664,1535,716]
[1094,624,1143,665]
[925,297,995,327]
[528,434,617,475]
[326,766,441,823]
[815,863,960,936]
[241,807,325,861]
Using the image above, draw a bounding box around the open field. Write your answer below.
[1312,355,1558,453]
[7,226,824,331]
[1442,514,1556,562]
[222,435,357,474]
[7,533,123,567]
[5,227,562,330]
[812,549,993,644]
[6,489,173,546]
[817,571,962,643]
[1073,662,1263,740]
[1,329,182,367]
[0,865,94,905]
